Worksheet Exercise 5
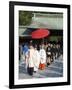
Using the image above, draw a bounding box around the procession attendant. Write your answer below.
[55,44,59,59]
[27,44,35,76]
[50,44,54,62]
[46,43,51,66]
[58,44,61,57]
[53,44,57,60]
[33,45,40,73]
[39,45,46,70]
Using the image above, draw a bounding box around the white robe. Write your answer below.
[33,50,40,71]
[28,49,35,67]
[39,49,46,64]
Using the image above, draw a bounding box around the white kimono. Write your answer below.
[39,49,46,64]
[33,50,40,71]
[28,49,35,68]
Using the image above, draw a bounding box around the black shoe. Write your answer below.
[47,63,50,67]
[34,71,36,73]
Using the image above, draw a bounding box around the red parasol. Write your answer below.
[31,29,50,39]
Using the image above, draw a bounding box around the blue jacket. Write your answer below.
[23,45,28,54]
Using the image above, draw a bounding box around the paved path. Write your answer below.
[19,56,63,79]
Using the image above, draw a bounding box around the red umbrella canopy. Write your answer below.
[31,29,50,39]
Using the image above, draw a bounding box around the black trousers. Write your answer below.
[27,67,34,76]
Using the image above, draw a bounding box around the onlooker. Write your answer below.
[19,44,23,61]
[23,43,29,71]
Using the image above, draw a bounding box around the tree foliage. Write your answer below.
[19,11,33,26]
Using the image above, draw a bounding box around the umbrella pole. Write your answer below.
[43,38,44,44]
